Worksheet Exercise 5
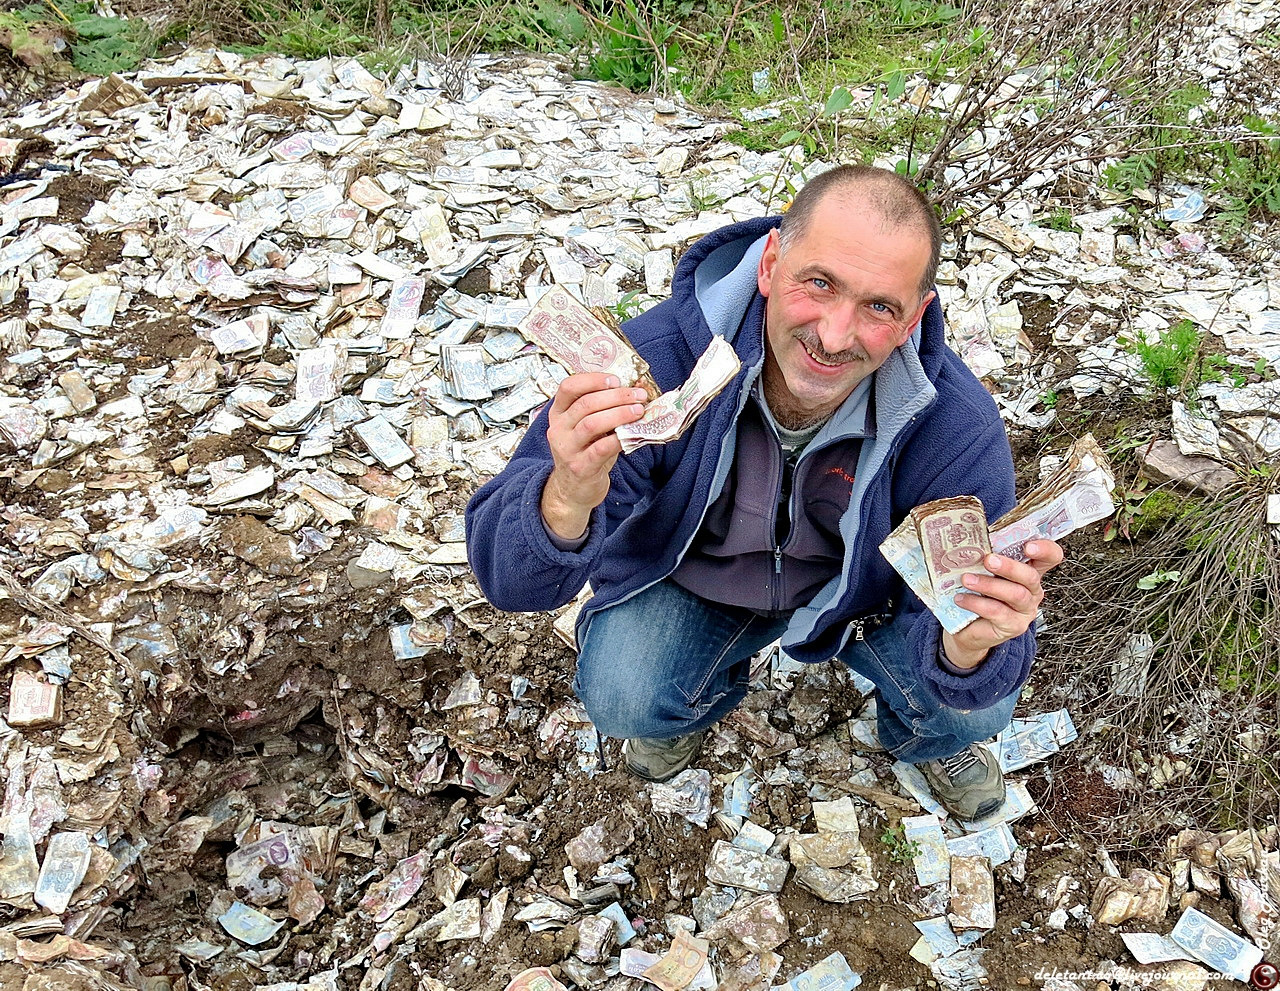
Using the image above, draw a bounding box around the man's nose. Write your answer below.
[817,299,859,351]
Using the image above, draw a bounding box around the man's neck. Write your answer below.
[761,353,841,431]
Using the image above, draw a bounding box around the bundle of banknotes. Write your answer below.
[880,434,1116,633]
[615,336,740,453]
[517,285,741,453]
[518,286,661,400]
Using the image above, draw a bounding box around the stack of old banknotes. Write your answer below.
[517,286,740,453]
[880,435,1116,632]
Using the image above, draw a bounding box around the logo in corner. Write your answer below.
[1252,961,1280,990]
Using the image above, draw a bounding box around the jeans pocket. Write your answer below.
[863,637,925,717]
[673,614,757,711]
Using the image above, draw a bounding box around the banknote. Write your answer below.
[517,285,660,399]
[902,814,950,886]
[616,335,741,454]
[34,831,91,914]
[380,276,425,338]
[642,929,709,991]
[442,343,493,401]
[706,839,790,892]
[619,947,661,978]
[945,823,1017,866]
[880,434,1116,633]
[996,710,1078,772]
[294,344,346,403]
[1170,905,1263,981]
[948,855,995,931]
[777,950,862,990]
[913,917,962,961]
[81,285,121,328]
[1122,931,1195,965]
[218,901,285,945]
[352,415,414,468]
[989,433,1116,559]
[911,496,992,598]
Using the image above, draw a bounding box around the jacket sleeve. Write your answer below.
[889,409,1034,712]
[464,402,659,613]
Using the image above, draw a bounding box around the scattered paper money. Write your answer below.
[1170,905,1263,982]
[642,929,709,991]
[1122,931,1196,965]
[616,335,740,454]
[517,285,660,399]
[218,901,285,945]
[34,832,92,914]
[381,276,425,338]
[903,814,951,886]
[881,434,1115,632]
[776,950,862,990]
[945,823,1017,866]
[996,709,1078,772]
[948,855,995,930]
[650,768,713,827]
[705,840,790,892]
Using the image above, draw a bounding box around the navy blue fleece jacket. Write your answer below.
[465,216,1034,712]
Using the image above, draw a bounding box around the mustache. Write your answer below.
[795,331,867,364]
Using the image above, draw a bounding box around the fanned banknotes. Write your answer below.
[880,434,1116,633]
[517,285,661,400]
[615,336,741,454]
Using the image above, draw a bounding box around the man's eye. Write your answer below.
[811,278,830,291]
[871,302,892,315]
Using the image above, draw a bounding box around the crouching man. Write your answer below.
[466,165,1063,819]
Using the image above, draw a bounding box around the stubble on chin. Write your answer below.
[762,356,840,431]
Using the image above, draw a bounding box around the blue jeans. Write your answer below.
[573,578,1018,765]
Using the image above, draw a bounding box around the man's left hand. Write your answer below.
[941,539,1065,669]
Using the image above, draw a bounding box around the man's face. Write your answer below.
[757,196,936,426]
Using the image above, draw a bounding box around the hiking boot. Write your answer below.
[918,743,1006,820]
[623,730,706,782]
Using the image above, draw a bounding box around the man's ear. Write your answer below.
[757,228,780,298]
[897,289,936,346]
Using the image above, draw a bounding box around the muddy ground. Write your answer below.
[2,96,1270,991]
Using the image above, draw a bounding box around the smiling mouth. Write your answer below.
[801,340,854,368]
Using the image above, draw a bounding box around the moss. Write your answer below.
[1129,490,1194,536]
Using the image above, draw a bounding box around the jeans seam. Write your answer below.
[676,613,759,711]
[864,636,924,716]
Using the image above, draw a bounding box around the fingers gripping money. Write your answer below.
[518,286,740,540]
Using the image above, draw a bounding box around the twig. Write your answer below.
[810,774,923,813]
[0,564,140,689]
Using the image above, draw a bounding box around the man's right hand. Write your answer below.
[541,373,649,541]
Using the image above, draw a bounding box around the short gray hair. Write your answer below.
[776,164,941,300]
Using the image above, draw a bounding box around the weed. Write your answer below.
[2,2,153,74]
[582,0,689,93]
[1120,319,1213,393]
[879,825,921,866]
[1038,209,1080,233]
[1051,478,1280,833]
[1136,567,1181,590]
[611,289,646,322]
[1040,389,1059,409]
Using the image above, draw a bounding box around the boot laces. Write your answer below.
[938,748,982,780]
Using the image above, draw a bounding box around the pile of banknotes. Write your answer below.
[517,286,740,453]
[880,434,1116,633]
